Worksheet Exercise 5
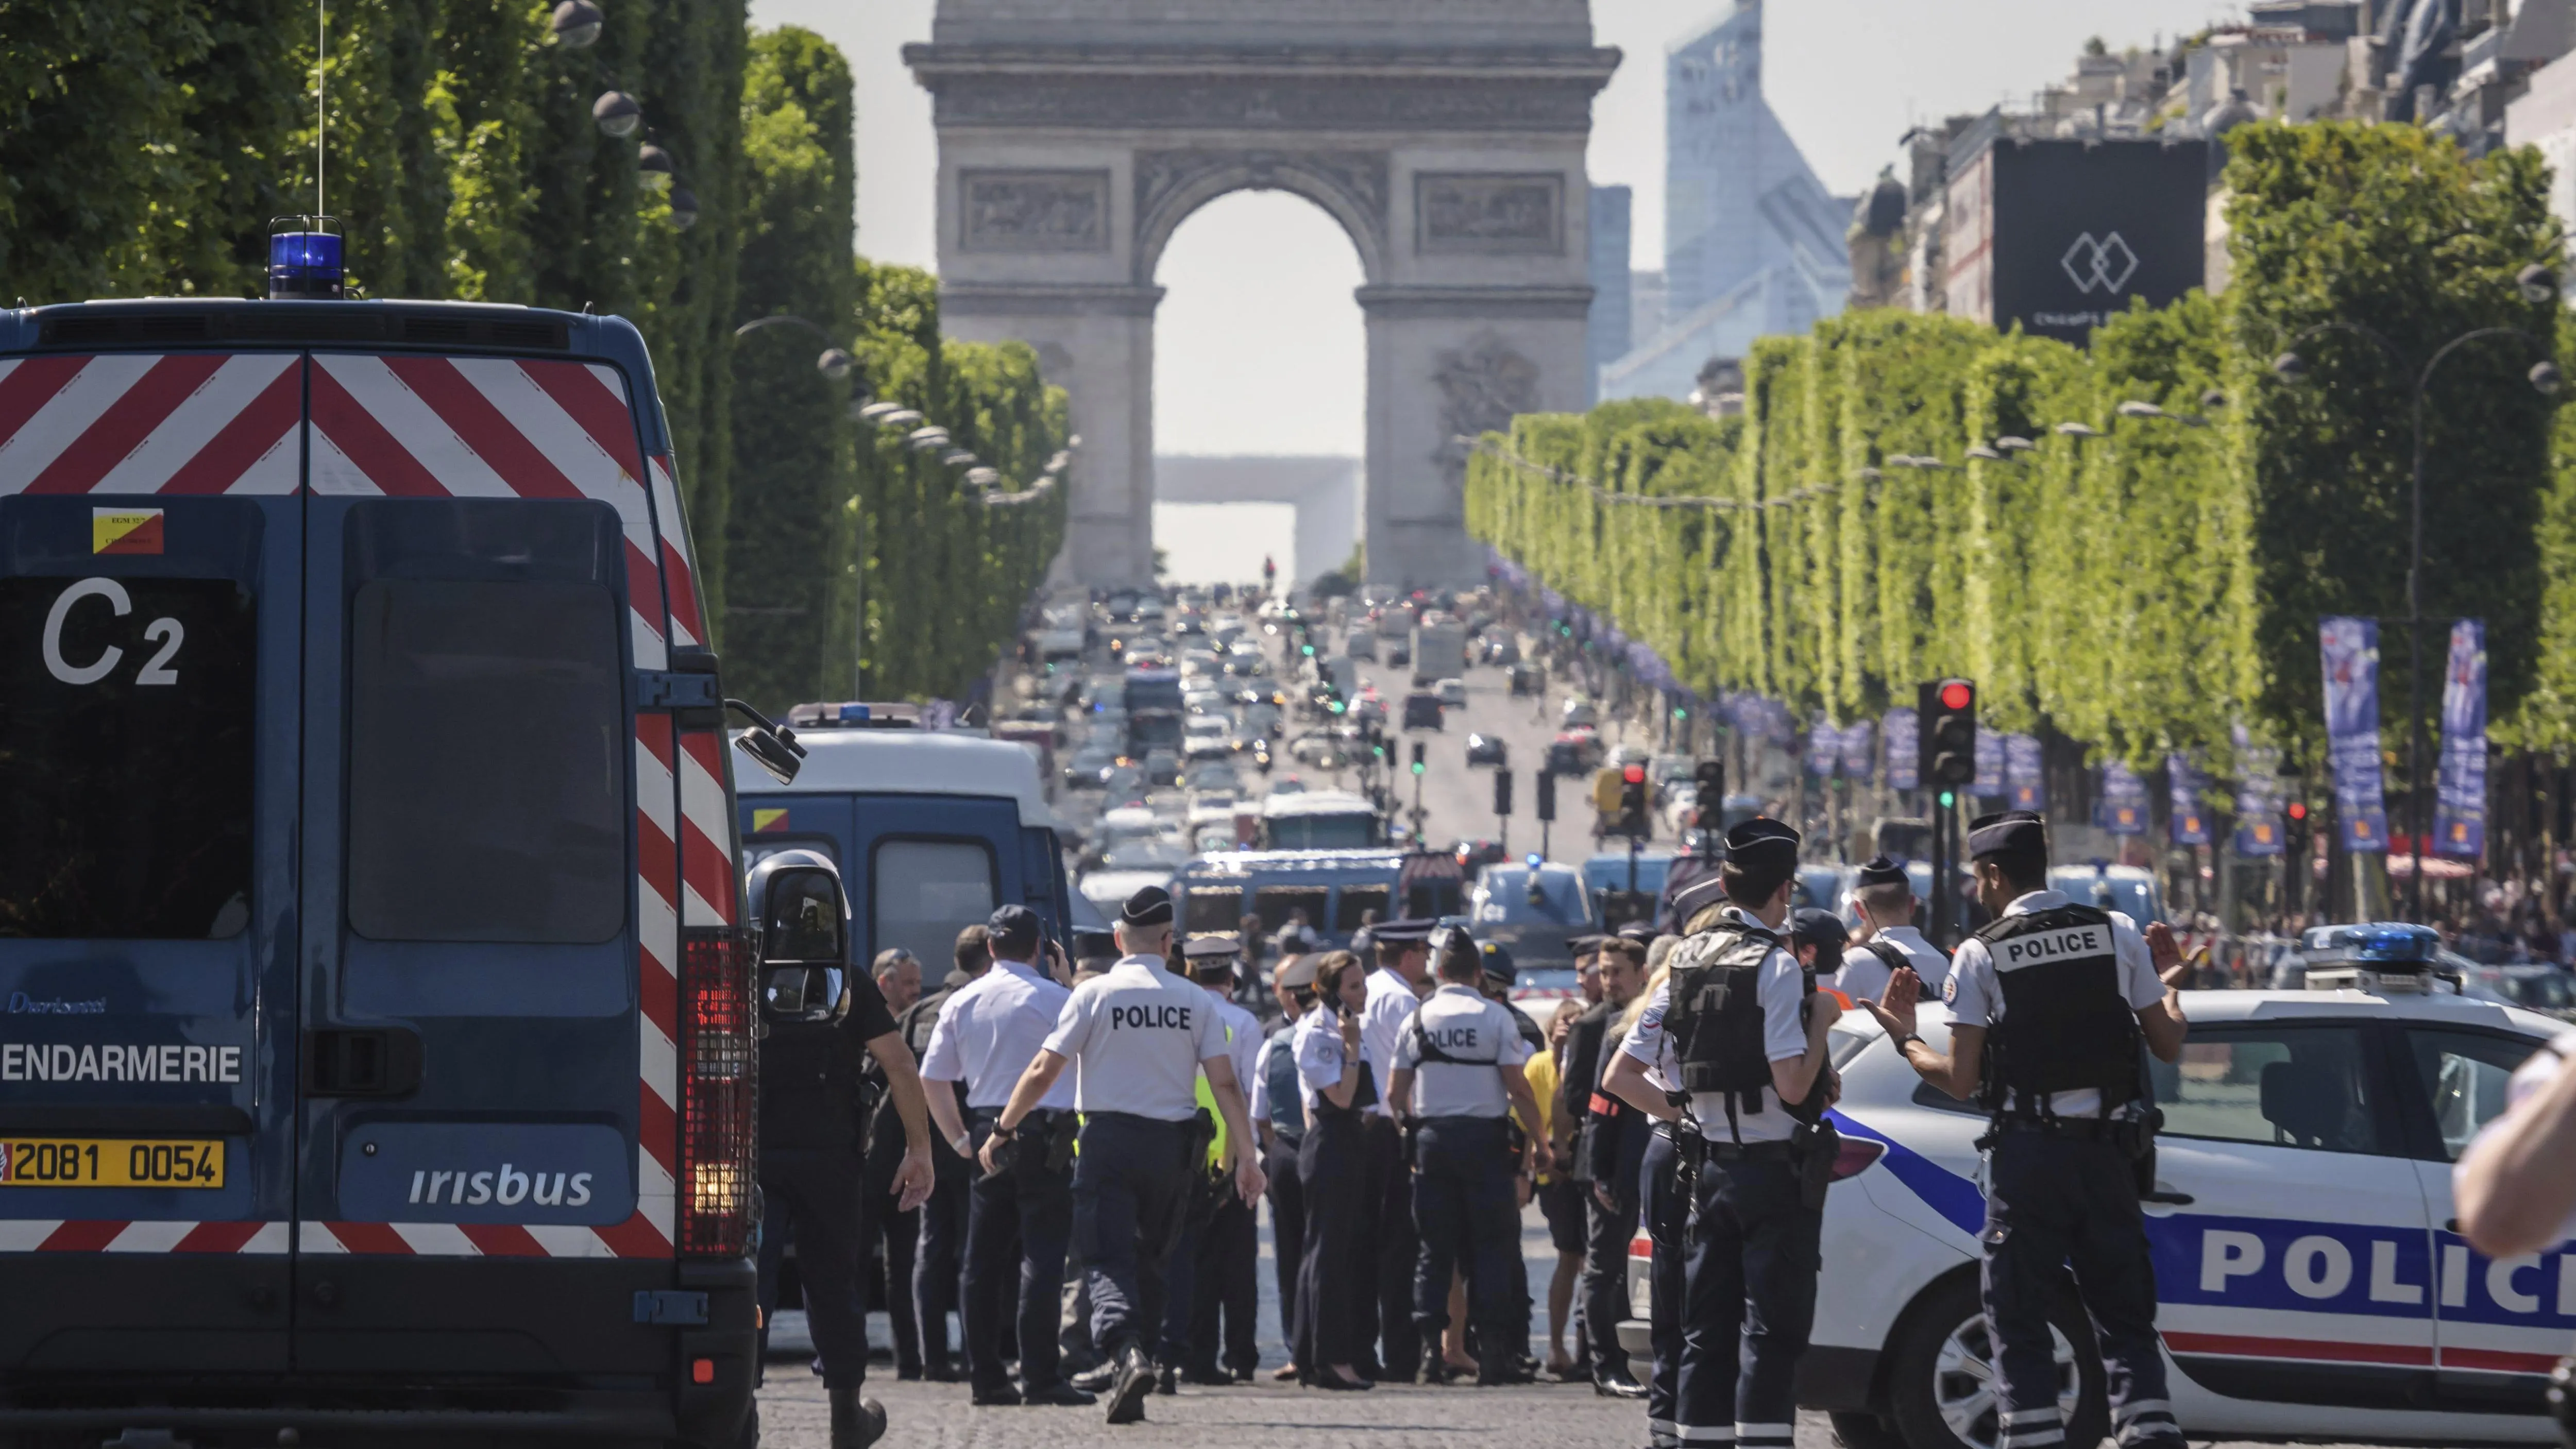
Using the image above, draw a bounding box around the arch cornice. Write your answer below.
[1131,149,1390,285]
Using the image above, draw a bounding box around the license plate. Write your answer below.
[0,1138,224,1188]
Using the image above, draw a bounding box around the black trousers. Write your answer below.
[1293,1110,1370,1373]
[1642,1124,1686,1448]
[1677,1149,1819,1449]
[1362,1113,1419,1376]
[1580,1160,1643,1379]
[1263,1134,1306,1359]
[1071,1113,1192,1358]
[755,1147,871,1392]
[1189,1190,1260,1373]
[1983,1130,2181,1449]
[913,1162,970,1371]
[1409,1116,1522,1355]
[860,1149,922,1375]
[1155,1180,1220,1364]
[963,1114,1076,1394]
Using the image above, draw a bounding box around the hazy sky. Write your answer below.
[747,0,2247,455]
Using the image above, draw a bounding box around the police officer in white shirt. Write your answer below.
[1835,855,1949,1002]
[1354,917,1436,1380]
[1601,819,1843,1449]
[918,905,1092,1409]
[1160,934,1265,1387]
[1249,953,1318,1378]
[1869,811,2190,1449]
[1291,950,1383,1391]
[1385,926,1540,1386]
[982,887,1265,1426]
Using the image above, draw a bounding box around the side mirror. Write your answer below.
[728,698,808,785]
[759,865,849,1024]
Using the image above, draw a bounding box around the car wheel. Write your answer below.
[1885,1277,2104,1449]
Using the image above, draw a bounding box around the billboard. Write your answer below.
[1944,123,2209,347]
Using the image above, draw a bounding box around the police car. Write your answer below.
[0,240,777,1444]
[1624,926,2568,1449]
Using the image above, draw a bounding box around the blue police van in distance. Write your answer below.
[0,235,779,1447]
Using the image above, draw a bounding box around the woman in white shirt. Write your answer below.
[1291,950,1380,1391]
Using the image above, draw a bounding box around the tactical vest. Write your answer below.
[761,1016,867,1151]
[1263,1029,1307,1143]
[1972,904,2142,1120]
[1662,917,1823,1133]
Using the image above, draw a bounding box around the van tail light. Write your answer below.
[678,926,756,1258]
[1829,1137,1886,1182]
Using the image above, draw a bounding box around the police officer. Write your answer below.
[1601,819,1843,1449]
[1356,917,1437,1380]
[1249,952,1317,1379]
[900,925,994,1379]
[917,906,1093,1408]
[752,858,937,1449]
[1292,950,1381,1391]
[1835,855,1948,1002]
[1788,908,1849,983]
[1564,933,1650,1399]
[1868,811,2191,1449]
[1169,934,1264,1386]
[982,887,1266,1425]
[1384,927,1541,1386]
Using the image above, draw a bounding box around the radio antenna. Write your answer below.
[315,0,327,218]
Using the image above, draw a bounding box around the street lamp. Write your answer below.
[666,186,699,231]
[550,0,603,47]
[592,91,641,138]
[2271,296,2559,917]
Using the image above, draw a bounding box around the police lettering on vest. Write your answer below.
[1040,953,1227,1121]
[1960,900,2146,1122]
[1110,1002,1194,1031]
[1393,983,1530,1119]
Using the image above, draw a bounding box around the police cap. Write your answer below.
[1276,953,1321,990]
[1723,815,1801,866]
[1182,934,1241,977]
[1790,908,1849,971]
[1669,872,1731,926]
[1966,810,2047,860]
[1119,885,1175,927]
[1566,933,1606,959]
[1856,855,1909,888]
[986,904,1042,956]
[1477,940,1517,988]
[1370,917,1437,944]
[1615,922,1657,944]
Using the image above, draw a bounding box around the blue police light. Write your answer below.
[837,703,871,723]
[2300,921,2439,964]
[268,228,344,300]
[1524,852,1543,869]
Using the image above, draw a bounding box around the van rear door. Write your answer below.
[845,798,1021,988]
[0,349,303,1371]
[291,351,676,1374]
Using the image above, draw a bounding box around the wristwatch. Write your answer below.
[1892,1033,1925,1053]
[989,1122,1018,1144]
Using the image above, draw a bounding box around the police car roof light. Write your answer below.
[268,221,344,300]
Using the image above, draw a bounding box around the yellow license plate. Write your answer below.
[0,1138,224,1188]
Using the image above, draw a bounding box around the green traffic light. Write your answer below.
[1937,790,1956,808]
[1412,761,1425,776]
[1302,644,1315,656]
[1672,707,1686,721]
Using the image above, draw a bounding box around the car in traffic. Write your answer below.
[1465,732,1509,767]
[1622,924,2570,1449]
[1142,746,1185,789]
[1402,691,1445,730]
[1182,712,1234,761]
[1435,676,1468,709]
[1467,859,1598,995]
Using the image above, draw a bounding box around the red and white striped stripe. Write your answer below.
[300,1216,669,1257]
[0,353,301,496]
[647,454,704,650]
[0,1219,289,1253]
[634,712,683,1252]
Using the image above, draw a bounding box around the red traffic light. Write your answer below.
[1622,764,1646,784]
[2286,802,2308,821]
[1939,680,1974,711]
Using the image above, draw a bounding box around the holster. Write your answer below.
[1402,1119,1423,1171]
[2116,1107,2163,1195]
[1180,1106,1218,1173]
[1791,1118,1842,1212]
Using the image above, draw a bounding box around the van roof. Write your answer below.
[1183,849,1410,879]
[1261,790,1377,818]
[738,728,1058,828]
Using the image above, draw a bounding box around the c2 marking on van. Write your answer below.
[0,1041,242,1082]
[41,577,185,687]
[91,508,163,555]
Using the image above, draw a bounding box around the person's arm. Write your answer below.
[1865,969,1984,1100]
[1203,1054,1270,1205]
[2138,921,2192,1064]
[923,1079,972,1163]
[1769,994,1842,1106]
[1602,1049,1680,1123]
[2459,1047,2576,1255]
[860,1031,938,1212]
[1319,1016,1363,1109]
[1502,1064,1543,1205]
[1385,1066,1416,1126]
[978,1049,1072,1177]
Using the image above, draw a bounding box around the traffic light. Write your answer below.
[1617,763,1649,839]
[1494,769,1514,817]
[1693,758,1724,814]
[1535,769,1557,823]
[1411,741,1427,777]
[2284,798,2310,852]
[1919,678,1977,789]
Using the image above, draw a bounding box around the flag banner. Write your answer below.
[2319,616,2390,853]
[2102,762,2148,836]
[1840,721,1876,781]
[2005,734,2045,811]
[2168,754,2210,846]
[2434,618,2487,859]
[1885,708,1920,791]
[1807,721,1841,778]
[2232,725,2283,858]
[1972,730,2006,798]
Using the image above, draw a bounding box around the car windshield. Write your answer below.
[2049,867,2159,922]
[1267,813,1378,849]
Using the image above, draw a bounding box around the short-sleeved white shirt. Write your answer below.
[1040,954,1228,1120]
[1619,908,1810,1144]
[1294,1006,1382,1113]
[919,958,1075,1110]
[1207,989,1262,1097]
[1834,925,1949,1003]
[1359,965,1430,1118]
[1391,983,1534,1119]
[1942,890,2166,1119]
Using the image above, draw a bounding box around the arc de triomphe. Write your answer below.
[906,1,1619,587]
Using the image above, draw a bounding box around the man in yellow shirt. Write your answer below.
[1523,999,1587,1380]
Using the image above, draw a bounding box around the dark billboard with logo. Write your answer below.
[1943,128,2208,347]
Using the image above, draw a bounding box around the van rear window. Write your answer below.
[346,579,623,943]
[1186,887,1244,934]
[0,577,255,938]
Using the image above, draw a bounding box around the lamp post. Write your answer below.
[2271,279,2561,919]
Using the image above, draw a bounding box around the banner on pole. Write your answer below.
[2168,754,2210,846]
[2319,616,2390,854]
[1807,721,1841,778]
[1840,721,1876,782]
[2005,734,2045,812]
[1885,708,1920,791]
[2434,619,2487,860]
[1973,730,2007,798]
[2102,762,2147,836]
[2232,725,2283,858]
